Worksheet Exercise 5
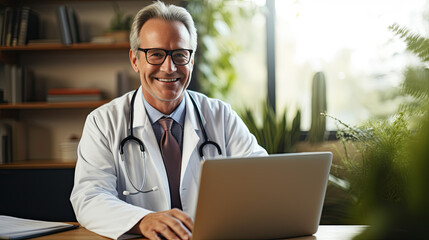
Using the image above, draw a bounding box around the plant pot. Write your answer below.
[103,30,129,43]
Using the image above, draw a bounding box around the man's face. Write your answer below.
[130,18,194,112]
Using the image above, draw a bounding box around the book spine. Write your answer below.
[4,7,14,46]
[11,8,22,46]
[0,10,4,46]
[3,64,11,103]
[26,10,40,44]
[17,7,30,46]
[0,123,13,164]
[23,67,35,102]
[57,5,72,45]
[66,7,80,43]
[10,65,23,103]
[116,70,131,97]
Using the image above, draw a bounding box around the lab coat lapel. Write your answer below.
[181,92,201,184]
[133,88,169,208]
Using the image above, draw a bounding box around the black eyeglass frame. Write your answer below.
[137,48,194,66]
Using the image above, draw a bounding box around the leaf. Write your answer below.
[240,102,301,154]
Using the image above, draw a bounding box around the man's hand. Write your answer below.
[131,209,193,240]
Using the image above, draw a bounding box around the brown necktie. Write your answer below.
[159,117,183,210]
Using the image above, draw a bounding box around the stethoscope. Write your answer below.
[120,89,222,195]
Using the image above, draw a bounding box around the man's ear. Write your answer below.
[129,49,139,73]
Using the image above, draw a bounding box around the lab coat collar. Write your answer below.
[133,87,146,129]
[184,91,204,131]
[132,88,204,132]
[180,91,202,183]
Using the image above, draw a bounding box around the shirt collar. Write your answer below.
[142,94,186,127]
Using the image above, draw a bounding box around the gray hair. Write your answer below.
[129,1,197,56]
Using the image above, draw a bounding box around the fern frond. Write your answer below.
[390,23,429,63]
[402,67,429,100]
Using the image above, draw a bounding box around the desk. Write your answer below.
[34,225,366,240]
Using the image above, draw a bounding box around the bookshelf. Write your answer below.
[0,0,145,163]
[0,160,76,169]
[0,100,108,109]
[0,42,130,51]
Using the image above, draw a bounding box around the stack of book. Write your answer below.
[0,7,40,46]
[47,88,102,102]
[56,5,81,45]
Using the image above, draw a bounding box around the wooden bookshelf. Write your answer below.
[0,161,76,169]
[0,100,109,109]
[0,0,137,163]
[0,42,130,51]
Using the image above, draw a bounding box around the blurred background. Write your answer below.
[194,0,428,130]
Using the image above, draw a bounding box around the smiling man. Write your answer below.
[70,1,267,240]
[130,17,193,114]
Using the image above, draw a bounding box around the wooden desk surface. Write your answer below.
[34,225,367,240]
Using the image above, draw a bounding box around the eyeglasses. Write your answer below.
[138,48,193,66]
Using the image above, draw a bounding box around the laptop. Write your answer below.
[192,152,332,240]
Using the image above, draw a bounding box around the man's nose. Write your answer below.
[160,55,177,73]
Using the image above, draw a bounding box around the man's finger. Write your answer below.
[149,230,162,240]
[170,209,194,232]
[155,223,181,240]
[161,213,191,239]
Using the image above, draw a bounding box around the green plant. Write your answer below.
[308,72,327,143]
[325,23,429,238]
[185,0,258,98]
[350,23,429,240]
[330,112,411,220]
[240,103,301,154]
[109,4,132,32]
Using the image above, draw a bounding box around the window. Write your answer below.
[274,0,428,129]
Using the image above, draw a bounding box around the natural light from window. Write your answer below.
[275,0,428,130]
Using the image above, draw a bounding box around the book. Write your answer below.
[22,67,35,102]
[47,95,102,102]
[56,5,72,45]
[1,64,37,103]
[3,7,13,46]
[10,65,23,103]
[47,88,103,102]
[1,64,11,103]
[66,7,81,44]
[116,70,131,97]
[48,88,101,95]
[0,64,9,103]
[11,7,22,46]
[0,10,4,46]
[0,215,78,239]
[17,7,40,45]
[0,7,39,46]
[0,123,13,164]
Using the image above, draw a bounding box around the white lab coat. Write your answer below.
[70,88,267,239]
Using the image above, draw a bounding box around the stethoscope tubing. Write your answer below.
[119,89,222,195]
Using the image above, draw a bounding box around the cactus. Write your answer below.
[308,72,327,143]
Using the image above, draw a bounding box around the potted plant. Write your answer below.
[103,4,132,43]
[240,102,301,154]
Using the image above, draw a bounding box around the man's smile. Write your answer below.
[156,78,180,82]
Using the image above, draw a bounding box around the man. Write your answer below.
[70,1,267,239]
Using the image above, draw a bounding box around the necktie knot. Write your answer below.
[159,117,174,132]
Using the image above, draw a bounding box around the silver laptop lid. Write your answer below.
[192,152,332,240]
